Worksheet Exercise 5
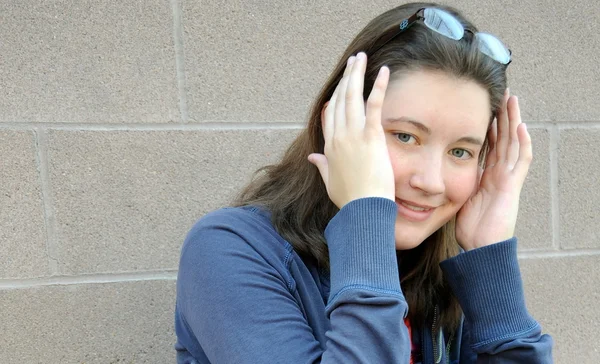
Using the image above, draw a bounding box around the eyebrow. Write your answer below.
[385,117,431,134]
[384,116,484,146]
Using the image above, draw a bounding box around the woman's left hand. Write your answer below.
[455,89,532,251]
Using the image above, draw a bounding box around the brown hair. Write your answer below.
[231,2,508,332]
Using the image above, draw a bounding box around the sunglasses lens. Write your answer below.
[476,32,511,64]
[423,8,464,40]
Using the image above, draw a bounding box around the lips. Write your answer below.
[395,198,437,222]
[396,198,436,210]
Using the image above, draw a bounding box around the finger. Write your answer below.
[485,118,498,168]
[324,93,338,146]
[513,123,532,180]
[508,95,521,139]
[365,65,390,132]
[334,57,356,136]
[346,52,367,129]
[322,101,333,145]
[343,55,356,78]
[506,95,522,166]
[307,153,329,188]
[496,88,510,162]
[324,56,355,144]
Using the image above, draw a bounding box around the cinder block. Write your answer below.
[520,254,600,363]
[47,129,298,274]
[558,128,600,249]
[515,128,553,250]
[0,280,176,363]
[0,0,179,123]
[182,0,384,122]
[0,130,49,279]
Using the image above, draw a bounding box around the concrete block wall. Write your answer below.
[0,0,598,362]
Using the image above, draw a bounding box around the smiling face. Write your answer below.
[381,69,491,250]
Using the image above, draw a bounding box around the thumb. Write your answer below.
[307,153,329,188]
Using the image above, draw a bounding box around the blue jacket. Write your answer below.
[175,197,553,363]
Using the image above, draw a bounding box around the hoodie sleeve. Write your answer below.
[440,238,553,363]
[176,197,412,364]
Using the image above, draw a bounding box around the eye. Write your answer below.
[395,133,416,144]
[450,148,473,160]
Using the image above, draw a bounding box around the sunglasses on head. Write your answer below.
[369,7,512,65]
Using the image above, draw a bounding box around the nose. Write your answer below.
[408,154,445,195]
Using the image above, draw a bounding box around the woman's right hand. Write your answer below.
[308,52,395,209]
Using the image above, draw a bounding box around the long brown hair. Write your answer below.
[231,2,508,332]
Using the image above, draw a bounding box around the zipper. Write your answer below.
[432,305,441,363]
[423,305,453,364]
[431,305,455,364]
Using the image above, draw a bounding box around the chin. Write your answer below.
[394,230,427,251]
[393,217,442,251]
[393,207,456,250]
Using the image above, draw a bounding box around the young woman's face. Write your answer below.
[381,70,491,250]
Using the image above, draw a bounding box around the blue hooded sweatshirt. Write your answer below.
[174,197,553,363]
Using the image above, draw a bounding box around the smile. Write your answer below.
[395,198,436,222]
[400,201,430,211]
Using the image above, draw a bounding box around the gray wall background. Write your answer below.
[1,0,598,363]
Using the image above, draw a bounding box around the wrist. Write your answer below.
[460,234,515,251]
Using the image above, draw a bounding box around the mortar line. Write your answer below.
[0,270,178,291]
[549,125,560,249]
[558,122,600,129]
[34,129,59,274]
[0,122,305,130]
[1,121,591,131]
[171,0,189,123]
[1,121,600,130]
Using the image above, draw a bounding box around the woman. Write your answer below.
[175,2,554,363]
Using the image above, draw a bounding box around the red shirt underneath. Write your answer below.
[404,318,417,364]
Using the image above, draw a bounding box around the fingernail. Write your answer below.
[357,52,366,61]
[506,87,510,95]
[347,56,355,66]
[523,122,527,131]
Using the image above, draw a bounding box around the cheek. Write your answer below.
[445,168,479,204]
[388,149,409,183]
